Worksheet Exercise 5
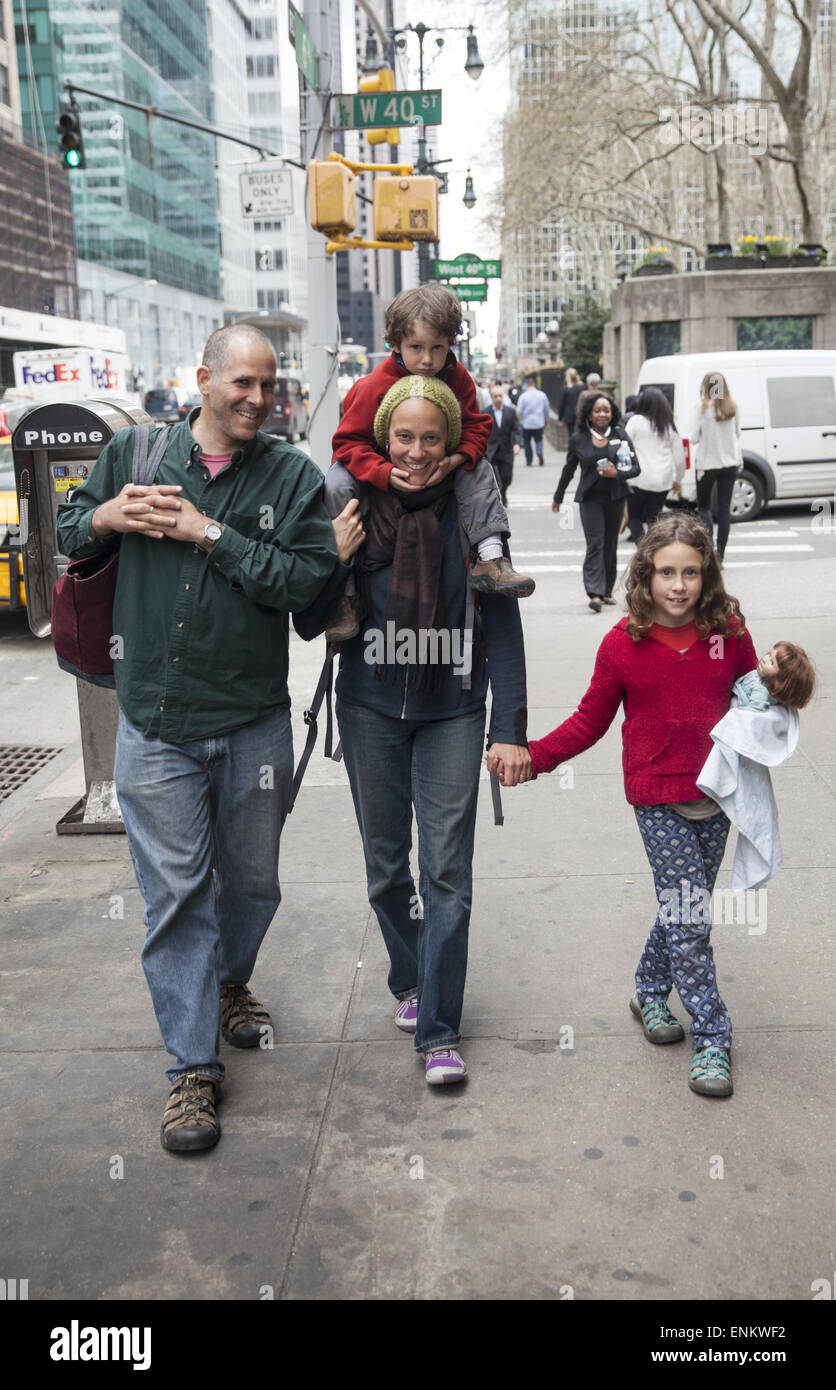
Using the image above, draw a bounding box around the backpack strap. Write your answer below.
[458,516,504,825]
[287,645,342,815]
[131,425,171,485]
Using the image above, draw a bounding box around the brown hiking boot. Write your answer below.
[161,1072,221,1153]
[325,592,363,643]
[220,982,272,1049]
[470,556,535,598]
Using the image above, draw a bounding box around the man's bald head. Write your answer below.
[202,324,276,377]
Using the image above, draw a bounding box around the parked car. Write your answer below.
[261,374,309,442]
[143,387,181,423]
[636,350,836,521]
[0,435,24,610]
[177,394,203,422]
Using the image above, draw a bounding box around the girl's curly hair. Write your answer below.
[624,512,745,641]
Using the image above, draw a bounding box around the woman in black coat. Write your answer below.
[552,393,640,611]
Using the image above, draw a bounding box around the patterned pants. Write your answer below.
[634,804,732,1048]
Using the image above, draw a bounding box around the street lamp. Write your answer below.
[616,256,630,284]
[462,170,476,210]
[535,331,549,365]
[362,25,380,74]
[546,318,560,357]
[464,27,484,80]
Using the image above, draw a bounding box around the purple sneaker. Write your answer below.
[394,994,418,1033]
[424,1048,467,1085]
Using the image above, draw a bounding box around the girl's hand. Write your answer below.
[597,461,618,479]
[389,468,425,493]
[423,452,464,488]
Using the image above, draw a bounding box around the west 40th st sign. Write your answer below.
[435,255,501,279]
[334,89,442,131]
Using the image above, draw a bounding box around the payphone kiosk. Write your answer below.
[12,399,152,833]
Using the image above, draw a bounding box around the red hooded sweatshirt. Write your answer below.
[331,351,492,491]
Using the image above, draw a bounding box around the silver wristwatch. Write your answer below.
[200,521,223,552]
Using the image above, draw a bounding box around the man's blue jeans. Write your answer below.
[522,426,544,465]
[337,700,485,1053]
[114,708,293,1082]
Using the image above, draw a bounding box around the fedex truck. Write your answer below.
[13,347,135,404]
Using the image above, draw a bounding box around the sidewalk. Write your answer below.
[1,474,834,1301]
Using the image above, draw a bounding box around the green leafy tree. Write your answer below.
[560,297,609,379]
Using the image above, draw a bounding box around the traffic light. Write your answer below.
[309,160,356,235]
[360,67,399,147]
[373,176,439,243]
[56,106,85,169]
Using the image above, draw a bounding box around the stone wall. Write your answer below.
[604,268,836,399]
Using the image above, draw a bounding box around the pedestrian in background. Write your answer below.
[500,512,759,1100]
[624,387,685,543]
[692,372,743,564]
[518,373,551,466]
[559,367,584,435]
[485,381,522,505]
[553,392,640,611]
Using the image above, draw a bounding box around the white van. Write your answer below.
[635,350,836,521]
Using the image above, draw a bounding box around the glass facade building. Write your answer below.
[15,0,221,301]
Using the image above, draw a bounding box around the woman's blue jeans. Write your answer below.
[114,708,293,1082]
[337,700,485,1053]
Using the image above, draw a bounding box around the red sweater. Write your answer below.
[331,351,492,491]
[529,616,758,805]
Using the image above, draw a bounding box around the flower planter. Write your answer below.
[791,253,826,267]
[705,255,761,270]
[633,263,675,277]
[763,255,792,268]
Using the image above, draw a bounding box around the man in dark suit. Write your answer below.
[485,382,522,505]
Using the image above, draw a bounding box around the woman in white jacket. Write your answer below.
[624,388,685,542]
[692,371,743,563]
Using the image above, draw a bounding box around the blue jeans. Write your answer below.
[114,708,293,1082]
[634,805,732,1048]
[522,426,544,465]
[337,700,485,1053]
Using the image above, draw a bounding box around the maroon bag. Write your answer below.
[51,425,171,686]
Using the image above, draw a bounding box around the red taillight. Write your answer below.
[682,438,691,470]
[284,402,292,416]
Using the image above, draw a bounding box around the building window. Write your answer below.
[644,322,681,358]
[737,316,813,350]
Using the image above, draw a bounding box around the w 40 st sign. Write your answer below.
[334,89,442,130]
[435,254,501,280]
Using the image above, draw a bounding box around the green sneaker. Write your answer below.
[630,995,685,1044]
[689,1046,733,1098]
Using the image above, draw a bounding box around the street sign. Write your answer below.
[334,89,442,131]
[240,162,294,218]
[434,254,501,279]
[457,281,487,303]
[289,5,318,89]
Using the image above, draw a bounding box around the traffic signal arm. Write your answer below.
[327,151,413,177]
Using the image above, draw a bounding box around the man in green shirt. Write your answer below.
[57,325,342,1154]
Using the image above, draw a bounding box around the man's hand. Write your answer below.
[423,451,466,489]
[485,743,532,787]
[671,481,681,496]
[92,483,183,540]
[552,501,561,513]
[332,498,365,563]
[513,444,520,455]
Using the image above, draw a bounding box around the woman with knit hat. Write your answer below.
[305,375,530,1086]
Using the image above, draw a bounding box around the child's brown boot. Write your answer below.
[325,592,363,643]
[470,557,535,598]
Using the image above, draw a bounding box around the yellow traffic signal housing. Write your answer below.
[373,175,439,243]
[359,67,399,146]
[309,159,356,235]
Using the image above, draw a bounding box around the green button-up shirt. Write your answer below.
[56,418,337,742]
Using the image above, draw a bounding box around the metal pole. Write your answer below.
[302,0,340,470]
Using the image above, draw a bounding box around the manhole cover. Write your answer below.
[0,745,62,801]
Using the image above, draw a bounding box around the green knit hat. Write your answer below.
[373,374,462,453]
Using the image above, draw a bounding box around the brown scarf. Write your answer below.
[358,478,455,692]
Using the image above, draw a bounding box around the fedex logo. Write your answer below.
[21,361,82,385]
[90,357,120,391]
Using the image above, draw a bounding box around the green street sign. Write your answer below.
[457,281,487,302]
[293,11,318,89]
[334,89,442,131]
[434,254,501,280]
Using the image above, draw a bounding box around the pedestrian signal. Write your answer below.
[309,160,356,235]
[373,176,438,243]
[57,107,85,169]
[360,68,399,147]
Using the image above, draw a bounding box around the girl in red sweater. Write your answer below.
[491,512,758,1098]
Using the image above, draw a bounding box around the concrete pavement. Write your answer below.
[1,434,834,1306]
